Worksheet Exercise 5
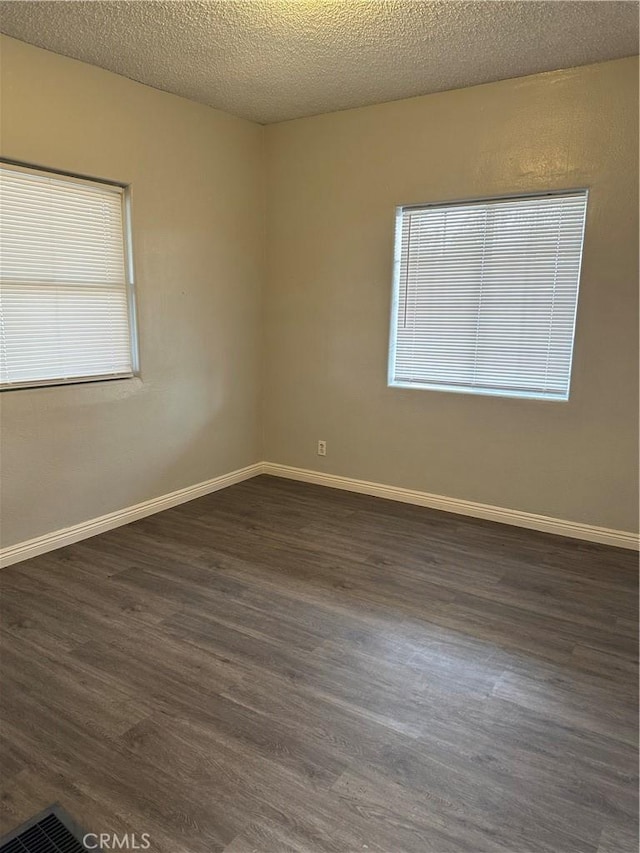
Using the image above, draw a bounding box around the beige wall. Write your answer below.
[1,39,637,546]
[0,36,264,547]
[264,57,639,532]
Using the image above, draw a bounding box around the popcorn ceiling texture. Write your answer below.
[0,0,637,124]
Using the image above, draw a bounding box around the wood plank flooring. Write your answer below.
[0,475,637,852]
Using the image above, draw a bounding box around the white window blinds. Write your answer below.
[0,164,136,389]
[389,192,588,400]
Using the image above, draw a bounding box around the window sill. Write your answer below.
[388,380,569,402]
[1,373,138,392]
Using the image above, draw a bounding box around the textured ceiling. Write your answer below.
[0,1,638,124]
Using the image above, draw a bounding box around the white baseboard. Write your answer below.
[262,462,639,551]
[0,462,263,568]
[2,459,637,567]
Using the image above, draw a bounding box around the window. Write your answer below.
[388,191,588,400]
[0,163,137,390]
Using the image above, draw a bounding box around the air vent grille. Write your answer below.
[0,807,90,853]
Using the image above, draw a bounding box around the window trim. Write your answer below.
[0,159,140,392]
[387,188,589,402]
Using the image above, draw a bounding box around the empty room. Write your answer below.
[0,1,638,852]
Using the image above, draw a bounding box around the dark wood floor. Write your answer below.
[0,475,637,853]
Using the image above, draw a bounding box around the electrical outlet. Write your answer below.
[317,440,327,457]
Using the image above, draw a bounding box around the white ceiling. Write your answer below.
[0,1,638,124]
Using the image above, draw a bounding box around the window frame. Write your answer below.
[387,189,588,402]
[0,159,140,392]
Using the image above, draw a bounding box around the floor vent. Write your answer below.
[0,805,92,853]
